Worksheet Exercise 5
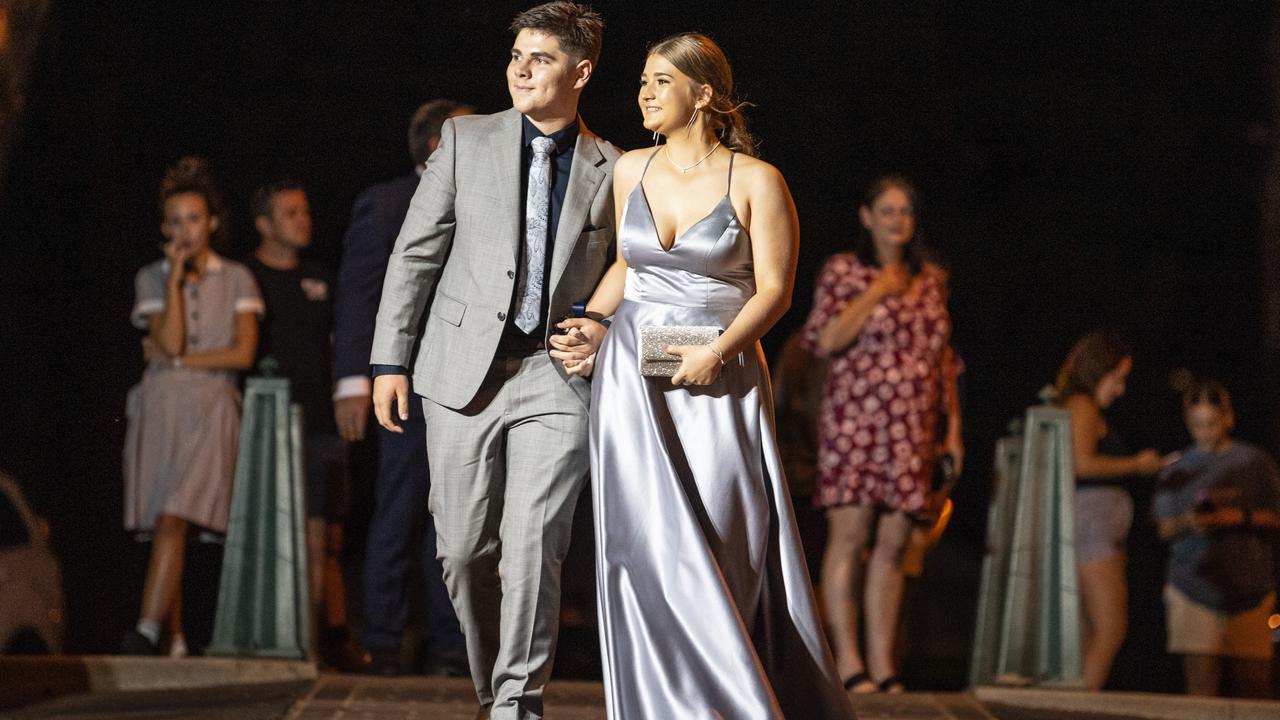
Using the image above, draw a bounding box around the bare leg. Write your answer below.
[140,514,188,624]
[1078,553,1127,690]
[820,504,874,686]
[1228,658,1272,699]
[864,511,912,690]
[1181,654,1221,696]
[306,518,326,632]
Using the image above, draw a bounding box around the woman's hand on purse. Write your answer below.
[667,344,723,387]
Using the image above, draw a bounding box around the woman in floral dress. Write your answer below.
[801,175,955,693]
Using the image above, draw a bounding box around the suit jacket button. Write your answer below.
[507,270,515,279]
[497,312,506,321]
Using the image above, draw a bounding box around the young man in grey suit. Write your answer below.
[369,3,618,718]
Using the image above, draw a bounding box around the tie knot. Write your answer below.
[531,136,556,157]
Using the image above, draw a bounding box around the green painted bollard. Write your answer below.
[969,433,1024,686]
[206,377,311,659]
[970,405,1083,687]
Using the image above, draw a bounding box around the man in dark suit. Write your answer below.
[332,98,474,676]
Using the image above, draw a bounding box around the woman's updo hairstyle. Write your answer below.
[648,32,756,157]
[157,155,228,251]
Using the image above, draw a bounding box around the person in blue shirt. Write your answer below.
[1153,379,1280,698]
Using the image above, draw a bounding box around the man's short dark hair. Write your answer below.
[408,99,475,166]
[510,1,604,65]
[251,179,306,218]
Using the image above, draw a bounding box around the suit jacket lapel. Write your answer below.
[489,108,524,267]
[549,124,605,292]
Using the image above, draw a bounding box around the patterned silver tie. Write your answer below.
[515,136,556,333]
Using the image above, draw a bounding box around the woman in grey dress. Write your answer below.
[556,33,855,719]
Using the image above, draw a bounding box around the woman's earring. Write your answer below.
[652,130,660,146]
[683,108,699,136]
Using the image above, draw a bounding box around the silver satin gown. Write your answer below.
[590,152,856,719]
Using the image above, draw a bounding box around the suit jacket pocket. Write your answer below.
[582,227,611,247]
[431,291,466,327]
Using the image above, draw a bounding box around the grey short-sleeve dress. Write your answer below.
[123,253,264,533]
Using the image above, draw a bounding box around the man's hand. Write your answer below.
[373,375,410,434]
[334,395,372,442]
[549,318,608,364]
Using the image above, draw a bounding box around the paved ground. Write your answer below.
[11,669,1280,720]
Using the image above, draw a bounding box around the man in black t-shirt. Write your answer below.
[247,181,357,669]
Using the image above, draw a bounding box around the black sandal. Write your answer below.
[877,675,905,694]
[843,671,876,693]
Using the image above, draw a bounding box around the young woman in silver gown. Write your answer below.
[555,32,856,720]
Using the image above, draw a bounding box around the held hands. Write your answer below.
[551,318,608,378]
[334,395,372,442]
[667,343,725,387]
[373,375,410,434]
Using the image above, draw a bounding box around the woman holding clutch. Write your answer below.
[553,31,853,720]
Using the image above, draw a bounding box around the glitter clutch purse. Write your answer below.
[638,325,722,377]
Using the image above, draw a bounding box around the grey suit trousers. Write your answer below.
[423,343,590,720]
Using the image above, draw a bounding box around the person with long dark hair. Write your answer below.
[800,175,955,693]
[554,32,854,719]
[121,156,262,655]
[1053,331,1163,689]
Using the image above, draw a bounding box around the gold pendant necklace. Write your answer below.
[665,142,721,174]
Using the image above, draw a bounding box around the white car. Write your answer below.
[0,470,64,654]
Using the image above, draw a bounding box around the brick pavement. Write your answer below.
[283,674,1000,720]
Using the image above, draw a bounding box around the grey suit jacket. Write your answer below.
[370,108,622,409]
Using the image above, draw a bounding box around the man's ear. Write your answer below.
[572,57,594,90]
[254,215,272,240]
[209,213,221,235]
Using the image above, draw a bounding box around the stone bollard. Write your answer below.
[206,377,311,659]
[970,403,1083,688]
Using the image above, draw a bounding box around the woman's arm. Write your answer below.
[1066,395,1161,478]
[147,251,190,357]
[813,268,904,355]
[178,312,259,370]
[552,151,644,370]
[941,347,964,475]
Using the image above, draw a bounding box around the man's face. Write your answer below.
[507,29,590,120]
[265,189,311,250]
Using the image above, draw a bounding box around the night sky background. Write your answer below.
[1,1,1276,692]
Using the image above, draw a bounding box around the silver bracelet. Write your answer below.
[708,344,726,365]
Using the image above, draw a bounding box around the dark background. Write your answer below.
[1,1,1277,692]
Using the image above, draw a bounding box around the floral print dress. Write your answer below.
[801,253,951,513]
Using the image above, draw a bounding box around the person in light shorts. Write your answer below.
[1153,378,1280,698]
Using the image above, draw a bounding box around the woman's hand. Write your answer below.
[869,264,909,299]
[667,344,723,387]
[943,431,965,477]
[549,318,608,364]
[1132,449,1163,475]
[163,240,192,281]
[563,354,596,378]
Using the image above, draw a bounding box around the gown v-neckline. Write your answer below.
[636,185,732,254]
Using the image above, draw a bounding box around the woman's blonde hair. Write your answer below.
[648,32,756,157]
